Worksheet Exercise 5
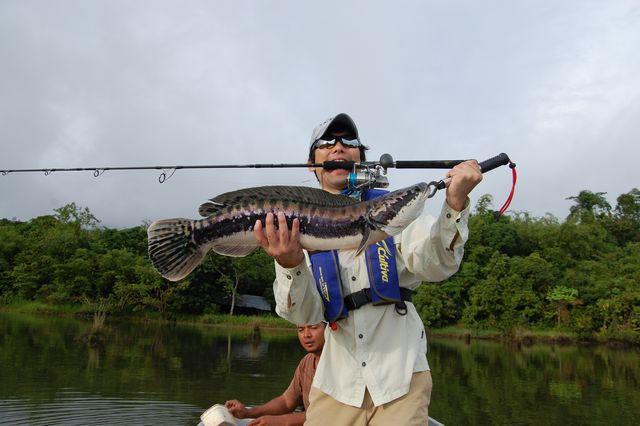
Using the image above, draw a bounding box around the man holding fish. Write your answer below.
[253,113,482,425]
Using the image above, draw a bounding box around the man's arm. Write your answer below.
[247,411,305,426]
[255,212,324,325]
[398,160,482,284]
[445,160,483,212]
[225,394,297,418]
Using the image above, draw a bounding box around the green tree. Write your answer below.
[566,190,611,222]
[547,286,579,326]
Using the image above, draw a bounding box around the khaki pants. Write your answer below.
[305,371,432,426]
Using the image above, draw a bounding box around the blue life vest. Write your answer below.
[309,189,402,323]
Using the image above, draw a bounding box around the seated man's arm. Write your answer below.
[226,395,292,419]
[248,411,305,426]
[226,394,305,426]
[246,391,305,426]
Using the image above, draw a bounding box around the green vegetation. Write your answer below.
[414,189,640,344]
[0,202,276,322]
[1,189,639,344]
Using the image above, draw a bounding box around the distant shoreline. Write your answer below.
[1,301,637,347]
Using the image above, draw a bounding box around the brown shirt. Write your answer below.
[282,353,317,411]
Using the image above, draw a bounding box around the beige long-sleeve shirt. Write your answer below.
[273,200,469,407]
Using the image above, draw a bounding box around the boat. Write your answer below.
[197,404,445,425]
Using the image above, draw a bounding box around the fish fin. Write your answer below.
[380,224,406,236]
[211,240,258,257]
[198,200,226,217]
[199,186,358,218]
[355,227,372,256]
[147,218,206,281]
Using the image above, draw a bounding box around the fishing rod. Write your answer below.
[1,152,513,184]
[1,152,517,212]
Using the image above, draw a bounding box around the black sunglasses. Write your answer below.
[312,135,362,150]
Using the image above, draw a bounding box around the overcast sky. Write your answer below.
[1,0,639,228]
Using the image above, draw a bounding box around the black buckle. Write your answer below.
[395,301,408,316]
[344,289,372,311]
[400,288,414,303]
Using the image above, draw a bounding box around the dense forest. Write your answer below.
[1,188,638,343]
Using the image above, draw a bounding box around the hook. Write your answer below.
[1,171,7,176]
[426,181,440,198]
[158,168,176,184]
[93,169,105,178]
[44,169,52,176]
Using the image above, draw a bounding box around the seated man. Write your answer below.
[225,322,325,426]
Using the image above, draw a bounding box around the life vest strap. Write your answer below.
[343,287,414,311]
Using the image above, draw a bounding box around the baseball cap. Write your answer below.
[309,113,359,148]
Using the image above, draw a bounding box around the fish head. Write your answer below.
[367,183,430,236]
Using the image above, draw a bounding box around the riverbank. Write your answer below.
[1,300,637,345]
[0,300,295,330]
[428,325,640,347]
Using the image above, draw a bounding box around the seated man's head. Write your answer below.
[308,113,369,193]
[297,322,326,355]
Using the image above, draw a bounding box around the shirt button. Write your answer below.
[446,213,452,219]
[286,275,292,280]
[362,362,366,367]
[351,276,356,281]
[456,218,460,223]
[358,334,363,339]
[296,270,301,276]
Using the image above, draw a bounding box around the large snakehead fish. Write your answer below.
[147,183,431,281]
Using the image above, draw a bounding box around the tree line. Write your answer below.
[1,189,638,342]
[414,189,640,343]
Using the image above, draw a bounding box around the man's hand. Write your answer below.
[224,399,249,419]
[254,212,305,268]
[445,160,483,211]
[248,415,288,426]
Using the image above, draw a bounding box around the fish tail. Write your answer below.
[147,218,205,282]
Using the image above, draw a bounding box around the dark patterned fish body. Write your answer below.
[148,183,430,281]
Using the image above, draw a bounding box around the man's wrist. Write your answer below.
[445,195,470,213]
[244,406,258,418]
[276,253,305,269]
[445,195,465,212]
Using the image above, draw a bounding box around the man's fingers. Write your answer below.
[277,211,289,243]
[290,218,300,243]
[265,212,279,245]
[253,220,267,246]
[448,160,481,178]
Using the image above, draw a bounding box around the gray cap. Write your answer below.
[309,113,359,148]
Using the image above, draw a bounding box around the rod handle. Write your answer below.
[321,160,356,170]
[395,160,465,169]
[479,153,511,173]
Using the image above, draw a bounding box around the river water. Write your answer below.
[0,312,637,425]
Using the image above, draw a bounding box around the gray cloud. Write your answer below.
[1,0,639,227]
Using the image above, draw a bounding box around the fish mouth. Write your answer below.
[366,183,430,233]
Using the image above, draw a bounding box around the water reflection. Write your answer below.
[0,312,638,425]
[0,392,201,425]
[427,338,640,425]
[0,313,304,425]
